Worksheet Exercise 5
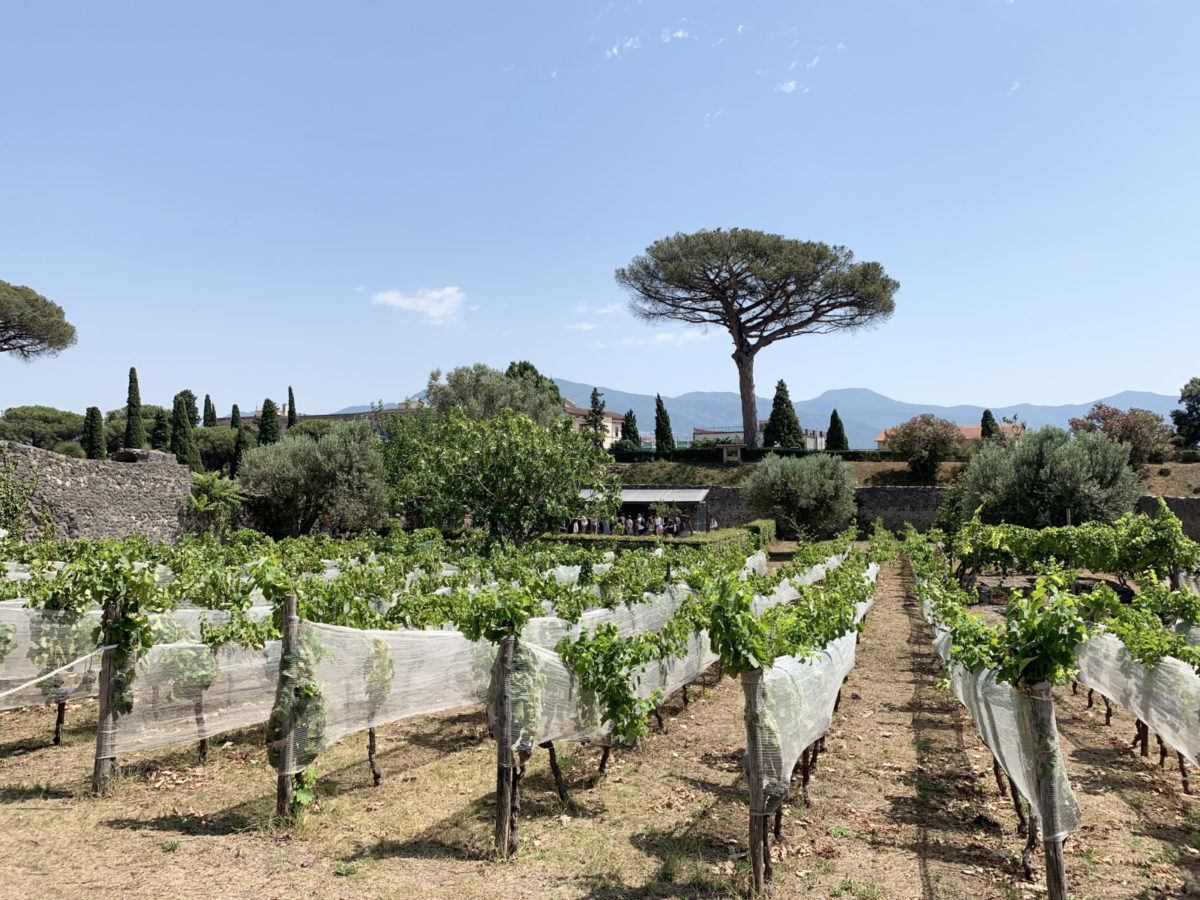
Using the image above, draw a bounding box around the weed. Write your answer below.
[1148,847,1181,867]
[162,840,180,852]
[827,825,857,839]
[334,861,359,876]
[1130,794,1147,811]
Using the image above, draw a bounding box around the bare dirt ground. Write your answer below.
[0,562,1197,899]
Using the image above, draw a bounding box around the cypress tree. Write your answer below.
[981,408,1000,441]
[149,409,171,450]
[654,394,676,454]
[175,389,200,427]
[123,367,146,449]
[762,379,804,448]
[169,396,202,470]
[230,404,241,429]
[287,386,297,429]
[583,387,606,449]
[82,407,106,459]
[231,425,249,477]
[826,409,849,452]
[203,394,217,427]
[621,409,639,443]
[258,399,280,445]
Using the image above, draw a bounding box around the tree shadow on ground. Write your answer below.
[0,783,75,803]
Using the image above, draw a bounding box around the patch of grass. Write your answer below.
[1130,794,1147,810]
[1148,847,1181,867]
[829,877,881,899]
[334,861,359,876]
[162,839,180,852]
[827,825,857,839]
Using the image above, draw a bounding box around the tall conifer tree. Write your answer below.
[124,367,146,449]
[258,399,280,445]
[621,409,639,443]
[82,407,106,459]
[654,394,676,454]
[762,379,804,448]
[582,387,606,449]
[149,409,171,450]
[287,386,297,429]
[230,404,241,429]
[826,409,849,452]
[203,394,217,427]
[169,396,202,470]
[231,424,249,477]
[980,409,1000,441]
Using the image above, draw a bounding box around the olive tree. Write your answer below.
[238,419,387,538]
[741,453,856,539]
[616,229,897,447]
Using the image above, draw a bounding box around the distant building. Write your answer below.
[693,422,826,450]
[562,398,626,449]
[874,422,1025,451]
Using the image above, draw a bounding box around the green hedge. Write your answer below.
[541,527,751,553]
[744,518,777,549]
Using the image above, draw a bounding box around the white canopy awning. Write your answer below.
[580,488,710,504]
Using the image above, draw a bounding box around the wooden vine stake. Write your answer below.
[274,593,300,819]
[742,669,772,896]
[1029,683,1068,900]
[494,631,516,858]
[92,600,121,796]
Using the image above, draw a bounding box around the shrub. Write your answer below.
[1159,466,1173,477]
[954,425,1140,528]
[53,440,85,459]
[744,519,777,548]
[1068,402,1174,467]
[886,415,963,483]
[1176,448,1200,464]
[740,453,856,539]
[82,407,105,460]
[192,427,238,473]
[239,419,387,538]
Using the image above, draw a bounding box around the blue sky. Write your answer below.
[2,1,1197,418]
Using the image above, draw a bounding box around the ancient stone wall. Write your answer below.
[855,486,948,534]
[4,442,192,542]
[1137,495,1200,542]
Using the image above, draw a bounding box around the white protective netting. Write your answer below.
[490,552,846,758]
[0,600,271,713]
[918,591,1081,842]
[743,564,877,816]
[270,623,490,774]
[1074,631,1200,768]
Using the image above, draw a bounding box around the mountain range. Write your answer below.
[337,382,1180,450]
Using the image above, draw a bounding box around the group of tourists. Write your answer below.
[564,513,700,537]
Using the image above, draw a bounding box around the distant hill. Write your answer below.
[333,383,1178,450]
[552,381,1179,450]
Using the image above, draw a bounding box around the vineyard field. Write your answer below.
[0,560,1195,899]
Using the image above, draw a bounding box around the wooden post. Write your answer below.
[742,669,770,896]
[368,727,382,786]
[494,631,516,858]
[92,601,120,796]
[274,593,299,819]
[1029,684,1068,900]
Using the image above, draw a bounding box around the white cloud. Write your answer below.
[661,27,688,43]
[575,303,589,313]
[1008,80,1021,94]
[737,24,744,34]
[354,285,367,293]
[623,329,717,347]
[837,42,847,50]
[652,330,714,346]
[567,321,598,331]
[807,55,820,69]
[703,109,726,126]
[605,35,641,58]
[371,286,466,325]
[776,80,798,93]
[588,341,608,350]
[712,37,725,47]
[597,302,623,314]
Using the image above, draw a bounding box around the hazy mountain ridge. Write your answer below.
[337,383,1178,450]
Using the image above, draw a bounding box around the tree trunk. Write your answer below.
[733,349,759,449]
[368,727,382,786]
